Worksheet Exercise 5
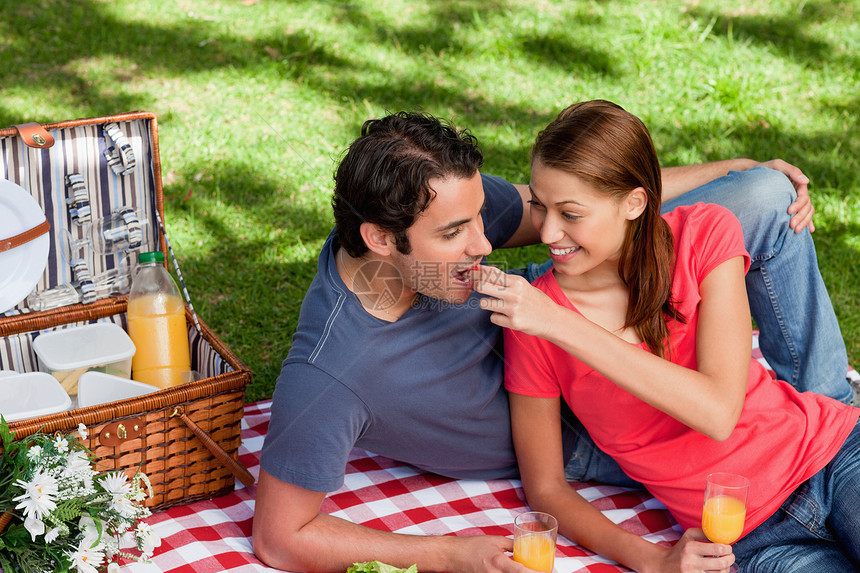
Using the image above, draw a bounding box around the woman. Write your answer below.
[472,100,860,572]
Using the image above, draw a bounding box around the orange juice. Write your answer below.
[128,292,191,389]
[513,534,555,572]
[702,495,746,544]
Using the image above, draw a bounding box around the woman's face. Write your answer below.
[528,160,645,285]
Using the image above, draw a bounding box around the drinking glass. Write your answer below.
[65,208,149,257]
[513,511,557,573]
[703,472,749,572]
[25,268,131,311]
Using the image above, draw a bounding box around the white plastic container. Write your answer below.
[33,322,136,396]
[77,371,158,408]
[0,372,72,421]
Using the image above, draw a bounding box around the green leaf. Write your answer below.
[52,497,85,522]
[347,561,418,573]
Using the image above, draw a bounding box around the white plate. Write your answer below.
[0,179,50,313]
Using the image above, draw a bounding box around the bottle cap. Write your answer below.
[138,251,165,264]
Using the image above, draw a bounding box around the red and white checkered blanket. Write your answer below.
[125,334,859,573]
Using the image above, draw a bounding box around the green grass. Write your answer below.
[1,0,857,401]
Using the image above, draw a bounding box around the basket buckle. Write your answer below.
[100,418,144,447]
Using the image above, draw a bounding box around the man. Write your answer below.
[253,111,851,573]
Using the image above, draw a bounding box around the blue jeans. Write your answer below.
[534,167,852,485]
[732,420,860,572]
[662,166,851,403]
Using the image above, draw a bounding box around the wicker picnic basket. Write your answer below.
[0,112,254,512]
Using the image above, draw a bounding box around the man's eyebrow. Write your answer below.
[433,218,471,233]
[433,198,486,233]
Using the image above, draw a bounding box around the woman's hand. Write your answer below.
[649,529,735,573]
[471,265,562,338]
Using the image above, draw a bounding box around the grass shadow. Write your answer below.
[686,1,859,70]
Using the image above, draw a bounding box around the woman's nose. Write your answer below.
[539,214,564,246]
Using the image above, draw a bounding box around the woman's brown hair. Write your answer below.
[531,100,684,357]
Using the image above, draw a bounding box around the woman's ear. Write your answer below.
[359,222,394,257]
[625,187,648,220]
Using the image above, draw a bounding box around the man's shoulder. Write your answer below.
[286,236,358,363]
[481,173,520,212]
[480,173,524,248]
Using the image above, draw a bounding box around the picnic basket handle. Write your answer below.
[0,512,11,534]
[171,407,256,487]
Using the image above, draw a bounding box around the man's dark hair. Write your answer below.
[332,111,483,257]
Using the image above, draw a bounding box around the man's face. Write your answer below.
[388,171,492,305]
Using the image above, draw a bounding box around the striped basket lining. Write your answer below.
[1,116,159,312]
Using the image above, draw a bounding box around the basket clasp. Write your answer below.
[100,418,145,447]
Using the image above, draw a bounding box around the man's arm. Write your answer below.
[500,183,540,248]
[661,159,759,202]
[662,159,815,232]
[252,469,529,573]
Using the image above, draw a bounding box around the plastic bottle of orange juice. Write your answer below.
[127,251,191,389]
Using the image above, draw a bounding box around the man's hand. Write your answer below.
[759,159,815,233]
[443,535,532,573]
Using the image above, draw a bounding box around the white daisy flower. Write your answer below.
[26,445,43,461]
[98,472,139,515]
[45,525,63,543]
[99,473,131,498]
[53,435,69,454]
[13,471,58,520]
[70,543,104,573]
[63,450,93,478]
[136,522,161,558]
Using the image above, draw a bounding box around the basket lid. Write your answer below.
[0,113,164,316]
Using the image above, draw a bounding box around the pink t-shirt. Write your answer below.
[504,203,859,534]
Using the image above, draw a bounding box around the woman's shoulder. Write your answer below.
[663,202,736,223]
[665,202,749,278]
[663,202,742,239]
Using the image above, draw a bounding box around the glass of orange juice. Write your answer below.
[513,511,557,572]
[702,472,749,572]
